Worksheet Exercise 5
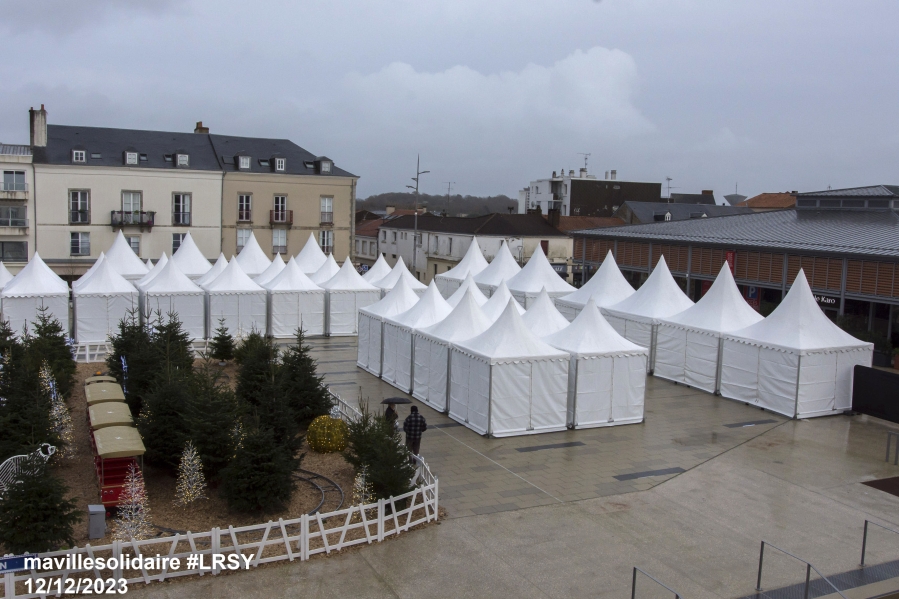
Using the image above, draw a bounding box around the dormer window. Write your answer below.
[259,159,270,167]
[72,150,86,163]
[164,154,173,163]
[125,152,138,165]
[139,154,148,162]
[176,154,189,167]
[321,160,331,173]
[275,157,286,172]
[90,153,102,160]
[239,155,250,169]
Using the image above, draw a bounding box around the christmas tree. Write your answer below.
[209,318,235,362]
[43,361,74,458]
[174,441,207,507]
[0,455,79,553]
[136,374,191,470]
[185,361,241,479]
[106,310,155,415]
[113,463,151,541]
[27,306,76,399]
[278,329,333,425]
[219,424,297,513]
[150,311,194,375]
[344,403,415,501]
[351,465,374,506]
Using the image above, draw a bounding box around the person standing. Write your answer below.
[384,403,399,431]
[402,405,427,457]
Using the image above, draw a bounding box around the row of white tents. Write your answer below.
[405,237,872,423]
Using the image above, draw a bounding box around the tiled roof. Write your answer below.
[381,213,568,237]
[621,201,753,223]
[669,193,715,205]
[574,209,899,258]
[797,185,899,198]
[548,216,624,232]
[0,144,31,156]
[355,218,384,238]
[738,193,796,209]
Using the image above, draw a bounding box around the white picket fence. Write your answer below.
[2,389,438,598]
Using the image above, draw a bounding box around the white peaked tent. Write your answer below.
[446,272,489,308]
[196,253,228,287]
[413,288,492,412]
[602,256,694,371]
[144,259,153,269]
[72,252,106,291]
[320,257,380,336]
[141,260,206,340]
[73,257,138,343]
[234,232,271,277]
[435,237,489,297]
[555,251,635,321]
[310,254,340,285]
[449,301,570,437]
[506,244,575,308]
[356,277,420,376]
[521,288,570,338]
[0,262,14,291]
[654,264,764,393]
[170,232,212,280]
[474,241,521,297]
[262,257,325,337]
[719,270,873,418]
[481,280,525,322]
[543,299,648,429]
[137,253,168,290]
[203,258,267,338]
[296,233,328,275]
[254,253,285,287]
[105,231,149,281]
[363,254,392,283]
[372,257,427,297]
[382,281,452,392]
[1,252,69,335]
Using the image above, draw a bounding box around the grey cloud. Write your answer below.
[0,0,178,34]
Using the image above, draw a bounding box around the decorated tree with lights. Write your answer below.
[351,465,374,506]
[174,441,207,508]
[113,463,151,541]
[43,361,74,458]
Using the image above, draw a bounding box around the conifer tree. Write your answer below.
[136,373,190,470]
[344,403,415,501]
[106,310,155,414]
[113,464,151,541]
[234,331,278,407]
[209,318,235,362]
[43,362,74,458]
[151,311,194,374]
[27,306,76,399]
[219,424,297,513]
[0,455,79,553]
[174,441,207,507]
[278,328,333,424]
[0,329,55,461]
[185,361,240,479]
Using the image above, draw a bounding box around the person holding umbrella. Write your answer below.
[381,397,410,432]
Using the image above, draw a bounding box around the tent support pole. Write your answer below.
[792,354,802,419]
[444,346,451,414]
[715,337,725,395]
[649,323,658,375]
[408,332,415,394]
[487,361,493,437]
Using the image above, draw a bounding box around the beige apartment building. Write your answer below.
[0,143,34,270]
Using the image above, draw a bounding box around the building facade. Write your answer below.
[517,167,661,217]
[0,143,34,265]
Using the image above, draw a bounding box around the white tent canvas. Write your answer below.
[309,254,340,285]
[195,254,228,287]
[363,254,392,283]
[506,244,575,308]
[170,232,211,280]
[0,261,13,313]
[72,252,107,291]
[719,270,873,418]
[413,288,492,412]
[105,231,149,281]
[73,257,138,343]
[320,258,380,336]
[445,272,489,308]
[295,233,328,275]
[254,253,285,287]
[141,260,206,340]
[203,258,267,338]
[474,241,521,297]
[555,251,635,321]
[356,277,420,376]
[382,282,452,393]
[262,257,325,337]
[435,237,488,297]
[449,301,570,437]
[372,257,427,297]
[654,264,764,393]
[521,288,571,338]
[136,253,168,290]
[602,256,694,371]
[1,252,70,336]
[234,231,271,277]
[544,299,648,429]
[481,281,525,322]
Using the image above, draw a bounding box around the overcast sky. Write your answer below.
[1,0,897,200]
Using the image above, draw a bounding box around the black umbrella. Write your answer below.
[380,397,412,405]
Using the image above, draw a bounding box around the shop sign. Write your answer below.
[814,294,838,308]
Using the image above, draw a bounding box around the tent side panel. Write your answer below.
[757,347,800,417]
[796,352,837,417]
[381,323,401,383]
[356,313,371,369]
[394,328,414,392]
[573,355,613,428]
[3,295,69,338]
[235,293,267,337]
[465,358,491,435]
[411,335,431,402]
[611,354,647,423]
[719,339,760,404]
[427,342,449,411]
[653,324,687,384]
[369,319,384,376]
[448,350,471,425]
[147,293,205,340]
[683,330,720,393]
[529,359,568,433]
[554,300,580,323]
[835,348,873,411]
[489,361,531,436]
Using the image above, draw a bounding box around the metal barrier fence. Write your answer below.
[755,541,848,599]
[886,432,899,465]
[631,567,683,599]
[861,519,899,568]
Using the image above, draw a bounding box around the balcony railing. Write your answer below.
[272,245,288,254]
[111,210,155,231]
[0,182,27,191]
[238,209,252,222]
[0,216,27,227]
[70,210,90,224]
[320,211,333,225]
[270,210,293,225]
[173,212,191,226]
[0,207,27,228]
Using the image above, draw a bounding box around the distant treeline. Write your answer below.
[357,192,517,217]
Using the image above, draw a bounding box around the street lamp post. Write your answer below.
[405,154,430,278]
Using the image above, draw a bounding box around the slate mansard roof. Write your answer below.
[32,125,355,177]
[381,213,569,237]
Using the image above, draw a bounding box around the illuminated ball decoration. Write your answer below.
[307,415,348,453]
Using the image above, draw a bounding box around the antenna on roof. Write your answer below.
[577,153,591,170]
[665,177,674,202]
[443,181,455,217]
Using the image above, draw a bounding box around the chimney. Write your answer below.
[568,170,574,177]
[610,169,617,181]
[552,171,557,178]
[547,208,561,228]
[605,171,609,180]
[579,168,587,178]
[194,121,209,134]
[701,190,713,195]
[29,104,47,147]
[385,205,395,215]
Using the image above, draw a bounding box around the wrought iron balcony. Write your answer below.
[270,210,293,225]
[172,211,191,226]
[111,210,155,231]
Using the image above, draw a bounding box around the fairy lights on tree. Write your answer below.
[174,441,207,508]
[42,361,73,458]
[113,464,151,541]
